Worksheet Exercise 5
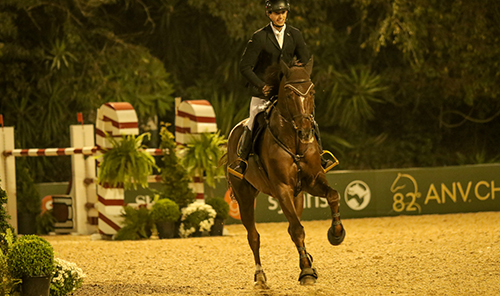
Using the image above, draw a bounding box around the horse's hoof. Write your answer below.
[254,281,270,289]
[254,271,269,289]
[328,225,346,246]
[298,267,317,285]
[300,275,316,285]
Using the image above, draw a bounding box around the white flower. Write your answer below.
[52,258,85,294]
[179,202,216,237]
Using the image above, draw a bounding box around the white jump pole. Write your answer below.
[70,124,98,235]
[1,100,207,235]
[0,123,98,234]
[0,126,17,232]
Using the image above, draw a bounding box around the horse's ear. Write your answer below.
[280,60,290,77]
[305,56,314,76]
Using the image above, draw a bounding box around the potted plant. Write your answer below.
[179,202,217,238]
[150,198,181,239]
[179,131,227,199]
[6,235,55,296]
[16,163,41,235]
[1,229,20,295]
[98,132,158,190]
[157,123,196,210]
[36,210,57,235]
[205,197,229,236]
[50,258,85,296]
[114,205,153,240]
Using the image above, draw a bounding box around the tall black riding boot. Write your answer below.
[313,121,338,173]
[228,126,253,179]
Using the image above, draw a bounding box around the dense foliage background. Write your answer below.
[1,0,499,183]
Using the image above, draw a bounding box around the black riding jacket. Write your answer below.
[240,23,310,98]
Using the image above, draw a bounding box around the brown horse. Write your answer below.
[226,58,346,287]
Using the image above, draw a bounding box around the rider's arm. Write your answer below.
[292,28,310,64]
[240,33,266,92]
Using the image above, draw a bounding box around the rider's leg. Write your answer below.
[313,120,338,173]
[228,97,266,179]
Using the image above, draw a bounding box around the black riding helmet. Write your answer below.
[265,0,290,13]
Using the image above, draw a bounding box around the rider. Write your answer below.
[228,0,337,179]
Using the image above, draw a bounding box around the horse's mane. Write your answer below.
[264,58,304,99]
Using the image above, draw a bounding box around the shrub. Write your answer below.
[150,198,181,223]
[157,123,196,209]
[0,183,10,230]
[0,186,14,253]
[114,206,153,240]
[16,163,41,216]
[36,210,57,235]
[7,235,55,278]
[205,197,229,220]
[0,247,8,293]
[0,182,14,253]
[0,229,20,294]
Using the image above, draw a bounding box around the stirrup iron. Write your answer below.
[321,150,339,173]
[227,158,248,179]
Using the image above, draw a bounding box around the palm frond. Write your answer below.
[180,132,227,188]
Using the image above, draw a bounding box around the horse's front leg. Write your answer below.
[308,176,346,245]
[279,190,317,285]
[324,187,346,245]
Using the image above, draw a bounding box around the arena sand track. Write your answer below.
[45,212,500,296]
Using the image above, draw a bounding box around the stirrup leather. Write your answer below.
[321,150,339,173]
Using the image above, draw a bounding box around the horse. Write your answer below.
[225,58,346,287]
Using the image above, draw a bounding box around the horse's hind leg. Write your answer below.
[230,178,268,288]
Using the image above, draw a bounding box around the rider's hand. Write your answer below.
[262,85,272,96]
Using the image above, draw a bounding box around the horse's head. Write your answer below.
[279,57,315,144]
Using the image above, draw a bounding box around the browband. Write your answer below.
[284,82,314,97]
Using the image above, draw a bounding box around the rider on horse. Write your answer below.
[228,0,337,179]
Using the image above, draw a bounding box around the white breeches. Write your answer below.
[247,96,268,131]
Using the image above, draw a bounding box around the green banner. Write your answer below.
[36,164,500,225]
[204,164,500,224]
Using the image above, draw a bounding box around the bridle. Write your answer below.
[281,79,315,132]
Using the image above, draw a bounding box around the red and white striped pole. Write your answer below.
[3,147,98,157]
[175,99,217,202]
[2,147,162,158]
[95,102,139,237]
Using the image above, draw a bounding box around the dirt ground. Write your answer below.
[45,211,500,296]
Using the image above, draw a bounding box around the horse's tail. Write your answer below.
[218,152,236,200]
